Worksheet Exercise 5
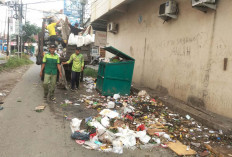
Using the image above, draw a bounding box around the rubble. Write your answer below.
[64,77,232,155]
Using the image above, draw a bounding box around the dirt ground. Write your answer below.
[49,83,99,119]
[0,65,31,102]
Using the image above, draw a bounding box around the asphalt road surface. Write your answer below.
[0,64,174,157]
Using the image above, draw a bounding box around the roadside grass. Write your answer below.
[0,54,33,72]
[0,58,5,60]
[84,67,98,78]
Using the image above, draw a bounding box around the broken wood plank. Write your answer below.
[167,140,197,156]
[204,144,225,157]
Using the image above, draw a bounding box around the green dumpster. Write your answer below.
[96,46,135,96]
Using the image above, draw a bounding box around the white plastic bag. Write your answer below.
[101,117,110,128]
[90,121,106,130]
[84,34,94,45]
[115,127,137,147]
[76,35,84,47]
[112,140,123,154]
[68,33,76,45]
[136,131,151,144]
[99,109,119,119]
[107,101,115,109]
[59,14,66,21]
[70,118,82,133]
[138,90,149,97]
[113,94,120,100]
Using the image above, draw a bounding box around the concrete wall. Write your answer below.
[91,0,126,22]
[105,0,232,118]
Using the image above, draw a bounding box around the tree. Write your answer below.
[21,22,41,53]
[22,22,41,43]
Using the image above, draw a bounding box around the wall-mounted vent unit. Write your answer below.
[192,0,216,12]
[108,22,118,34]
[159,0,178,22]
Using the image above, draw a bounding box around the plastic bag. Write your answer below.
[99,109,119,119]
[136,131,151,144]
[98,130,116,144]
[70,118,82,133]
[84,34,94,45]
[113,94,120,100]
[101,117,110,128]
[112,140,123,154]
[138,90,149,97]
[89,120,106,130]
[76,35,84,47]
[59,14,66,21]
[68,33,76,45]
[115,127,137,147]
[71,131,89,141]
[107,101,115,109]
[36,55,43,65]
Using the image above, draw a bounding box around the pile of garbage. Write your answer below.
[68,89,232,155]
[83,77,96,93]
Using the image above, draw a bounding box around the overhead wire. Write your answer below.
[27,8,62,14]
[24,0,64,5]
[2,0,103,29]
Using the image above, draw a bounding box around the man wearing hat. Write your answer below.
[62,46,84,91]
[40,44,62,100]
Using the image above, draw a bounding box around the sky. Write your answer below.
[24,0,64,26]
[0,0,91,35]
[0,0,64,34]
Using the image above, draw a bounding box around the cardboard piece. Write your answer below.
[35,106,46,112]
[167,140,197,156]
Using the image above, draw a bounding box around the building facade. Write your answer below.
[91,0,232,119]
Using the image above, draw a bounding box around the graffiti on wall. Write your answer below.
[156,32,208,57]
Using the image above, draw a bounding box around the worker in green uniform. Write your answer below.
[40,44,62,100]
[62,46,84,91]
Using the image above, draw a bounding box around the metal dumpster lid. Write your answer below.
[104,46,135,61]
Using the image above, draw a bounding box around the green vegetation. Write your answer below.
[22,22,41,43]
[84,67,98,78]
[0,58,5,60]
[0,54,33,72]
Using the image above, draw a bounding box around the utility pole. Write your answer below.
[81,3,84,26]
[80,0,87,27]
[6,17,9,56]
[19,0,23,54]
[2,8,7,53]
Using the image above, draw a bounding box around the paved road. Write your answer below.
[0,53,6,65]
[0,64,173,157]
[0,60,6,65]
[0,53,5,58]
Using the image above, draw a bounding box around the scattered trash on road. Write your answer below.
[65,99,73,104]
[35,105,46,112]
[17,97,22,102]
[61,78,232,155]
[0,93,6,96]
[167,140,196,156]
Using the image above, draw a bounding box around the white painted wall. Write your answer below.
[91,0,126,22]
[103,0,232,118]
